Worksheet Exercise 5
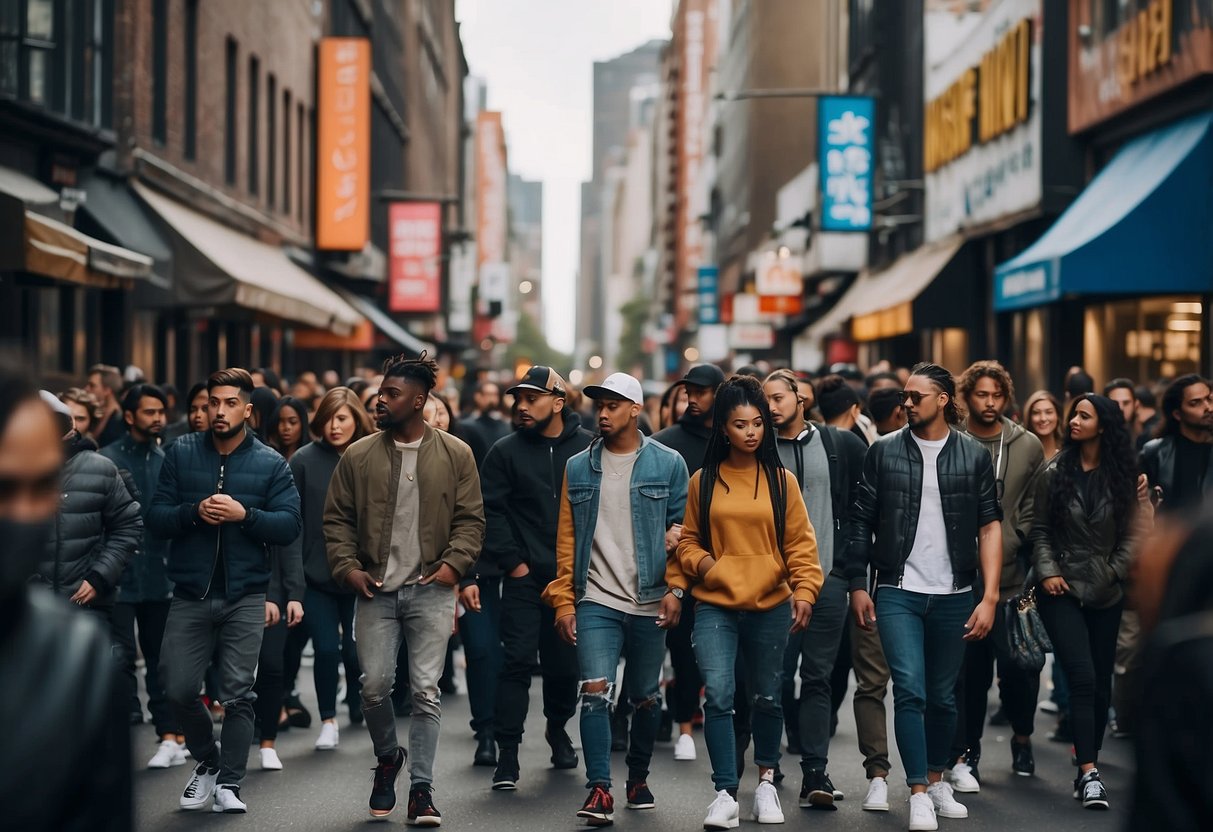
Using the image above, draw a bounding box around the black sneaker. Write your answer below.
[492,746,519,791]
[798,769,837,810]
[546,724,579,770]
[1011,738,1035,777]
[369,748,406,819]
[625,779,655,810]
[577,784,615,826]
[407,784,443,826]
[474,735,497,767]
[1079,770,1109,810]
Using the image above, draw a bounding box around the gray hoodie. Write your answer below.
[963,417,1045,596]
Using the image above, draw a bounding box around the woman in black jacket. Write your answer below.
[1029,393,1137,811]
[290,387,374,751]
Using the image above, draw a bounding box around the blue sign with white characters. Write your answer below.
[818,96,875,232]
[698,266,719,324]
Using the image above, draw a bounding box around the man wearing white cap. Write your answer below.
[543,373,690,826]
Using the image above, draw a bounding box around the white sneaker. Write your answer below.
[260,747,283,770]
[944,762,980,793]
[927,781,968,819]
[752,781,784,824]
[179,759,219,810]
[148,739,187,769]
[908,792,938,831]
[315,721,340,750]
[703,789,740,829]
[212,784,247,814]
[674,733,697,761]
[862,776,889,812]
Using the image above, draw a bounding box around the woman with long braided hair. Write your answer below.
[674,375,824,828]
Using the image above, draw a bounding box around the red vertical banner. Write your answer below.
[388,202,442,313]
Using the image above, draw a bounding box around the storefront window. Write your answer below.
[1091,296,1203,385]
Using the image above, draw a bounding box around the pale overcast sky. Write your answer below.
[457,0,673,353]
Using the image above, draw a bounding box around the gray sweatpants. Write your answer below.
[355,582,456,786]
[160,594,265,787]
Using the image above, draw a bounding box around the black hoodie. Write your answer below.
[652,412,714,475]
[478,411,593,580]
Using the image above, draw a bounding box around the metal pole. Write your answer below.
[715,88,839,101]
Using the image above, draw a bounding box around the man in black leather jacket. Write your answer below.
[1140,374,1213,514]
[846,363,1002,830]
[0,367,132,832]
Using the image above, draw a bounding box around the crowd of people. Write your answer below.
[2,354,1211,831]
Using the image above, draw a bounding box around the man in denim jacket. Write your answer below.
[543,372,689,826]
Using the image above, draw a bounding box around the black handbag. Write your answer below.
[1005,585,1053,672]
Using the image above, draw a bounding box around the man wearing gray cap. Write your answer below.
[482,366,595,790]
[543,373,689,824]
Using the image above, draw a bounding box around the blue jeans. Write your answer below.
[576,602,667,788]
[459,576,502,739]
[305,587,360,721]
[875,587,975,787]
[693,602,791,791]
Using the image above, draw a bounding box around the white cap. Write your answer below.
[583,372,644,405]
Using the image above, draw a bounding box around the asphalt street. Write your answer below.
[133,654,1134,831]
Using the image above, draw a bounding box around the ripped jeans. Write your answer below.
[575,601,667,788]
[693,601,791,791]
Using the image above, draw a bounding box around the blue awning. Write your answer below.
[995,113,1213,311]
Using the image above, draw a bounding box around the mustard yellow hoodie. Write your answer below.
[672,461,823,610]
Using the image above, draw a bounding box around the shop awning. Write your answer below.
[134,183,363,335]
[995,113,1213,311]
[0,165,154,288]
[341,290,435,355]
[802,237,964,343]
[79,173,173,289]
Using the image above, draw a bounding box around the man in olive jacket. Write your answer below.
[324,354,484,824]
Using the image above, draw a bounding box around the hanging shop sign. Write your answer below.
[316,38,370,251]
[387,202,441,313]
[698,266,719,324]
[923,0,1042,243]
[818,96,875,232]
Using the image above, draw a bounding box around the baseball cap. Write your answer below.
[583,372,644,405]
[506,366,568,398]
[679,364,726,389]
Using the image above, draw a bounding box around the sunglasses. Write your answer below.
[900,390,937,406]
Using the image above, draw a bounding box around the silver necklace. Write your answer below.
[604,449,638,479]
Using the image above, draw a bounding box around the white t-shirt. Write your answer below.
[902,433,970,595]
[382,437,423,591]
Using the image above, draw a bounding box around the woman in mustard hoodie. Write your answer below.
[673,375,823,829]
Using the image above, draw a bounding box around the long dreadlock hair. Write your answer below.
[698,375,788,555]
[1049,394,1138,539]
[382,351,439,394]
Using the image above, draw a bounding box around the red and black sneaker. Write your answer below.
[369,748,406,819]
[407,784,443,827]
[577,784,615,827]
[625,779,655,810]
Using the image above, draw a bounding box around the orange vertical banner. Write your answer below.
[316,37,370,251]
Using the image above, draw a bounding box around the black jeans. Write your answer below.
[952,599,1040,758]
[493,572,577,749]
[1037,593,1122,766]
[253,619,288,742]
[111,599,177,737]
[665,595,702,723]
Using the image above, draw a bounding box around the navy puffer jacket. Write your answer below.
[148,429,301,601]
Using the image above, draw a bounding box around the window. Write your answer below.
[224,37,237,185]
[282,89,291,213]
[297,101,305,224]
[183,0,197,157]
[24,0,55,105]
[267,74,276,210]
[151,0,167,143]
[247,55,259,195]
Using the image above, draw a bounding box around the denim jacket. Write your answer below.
[543,434,689,620]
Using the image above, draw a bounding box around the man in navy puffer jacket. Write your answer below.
[149,368,301,815]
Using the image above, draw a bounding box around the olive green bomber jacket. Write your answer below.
[324,425,485,587]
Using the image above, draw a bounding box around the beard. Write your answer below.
[521,412,555,436]
[211,421,245,440]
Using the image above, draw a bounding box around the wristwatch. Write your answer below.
[666,587,685,600]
